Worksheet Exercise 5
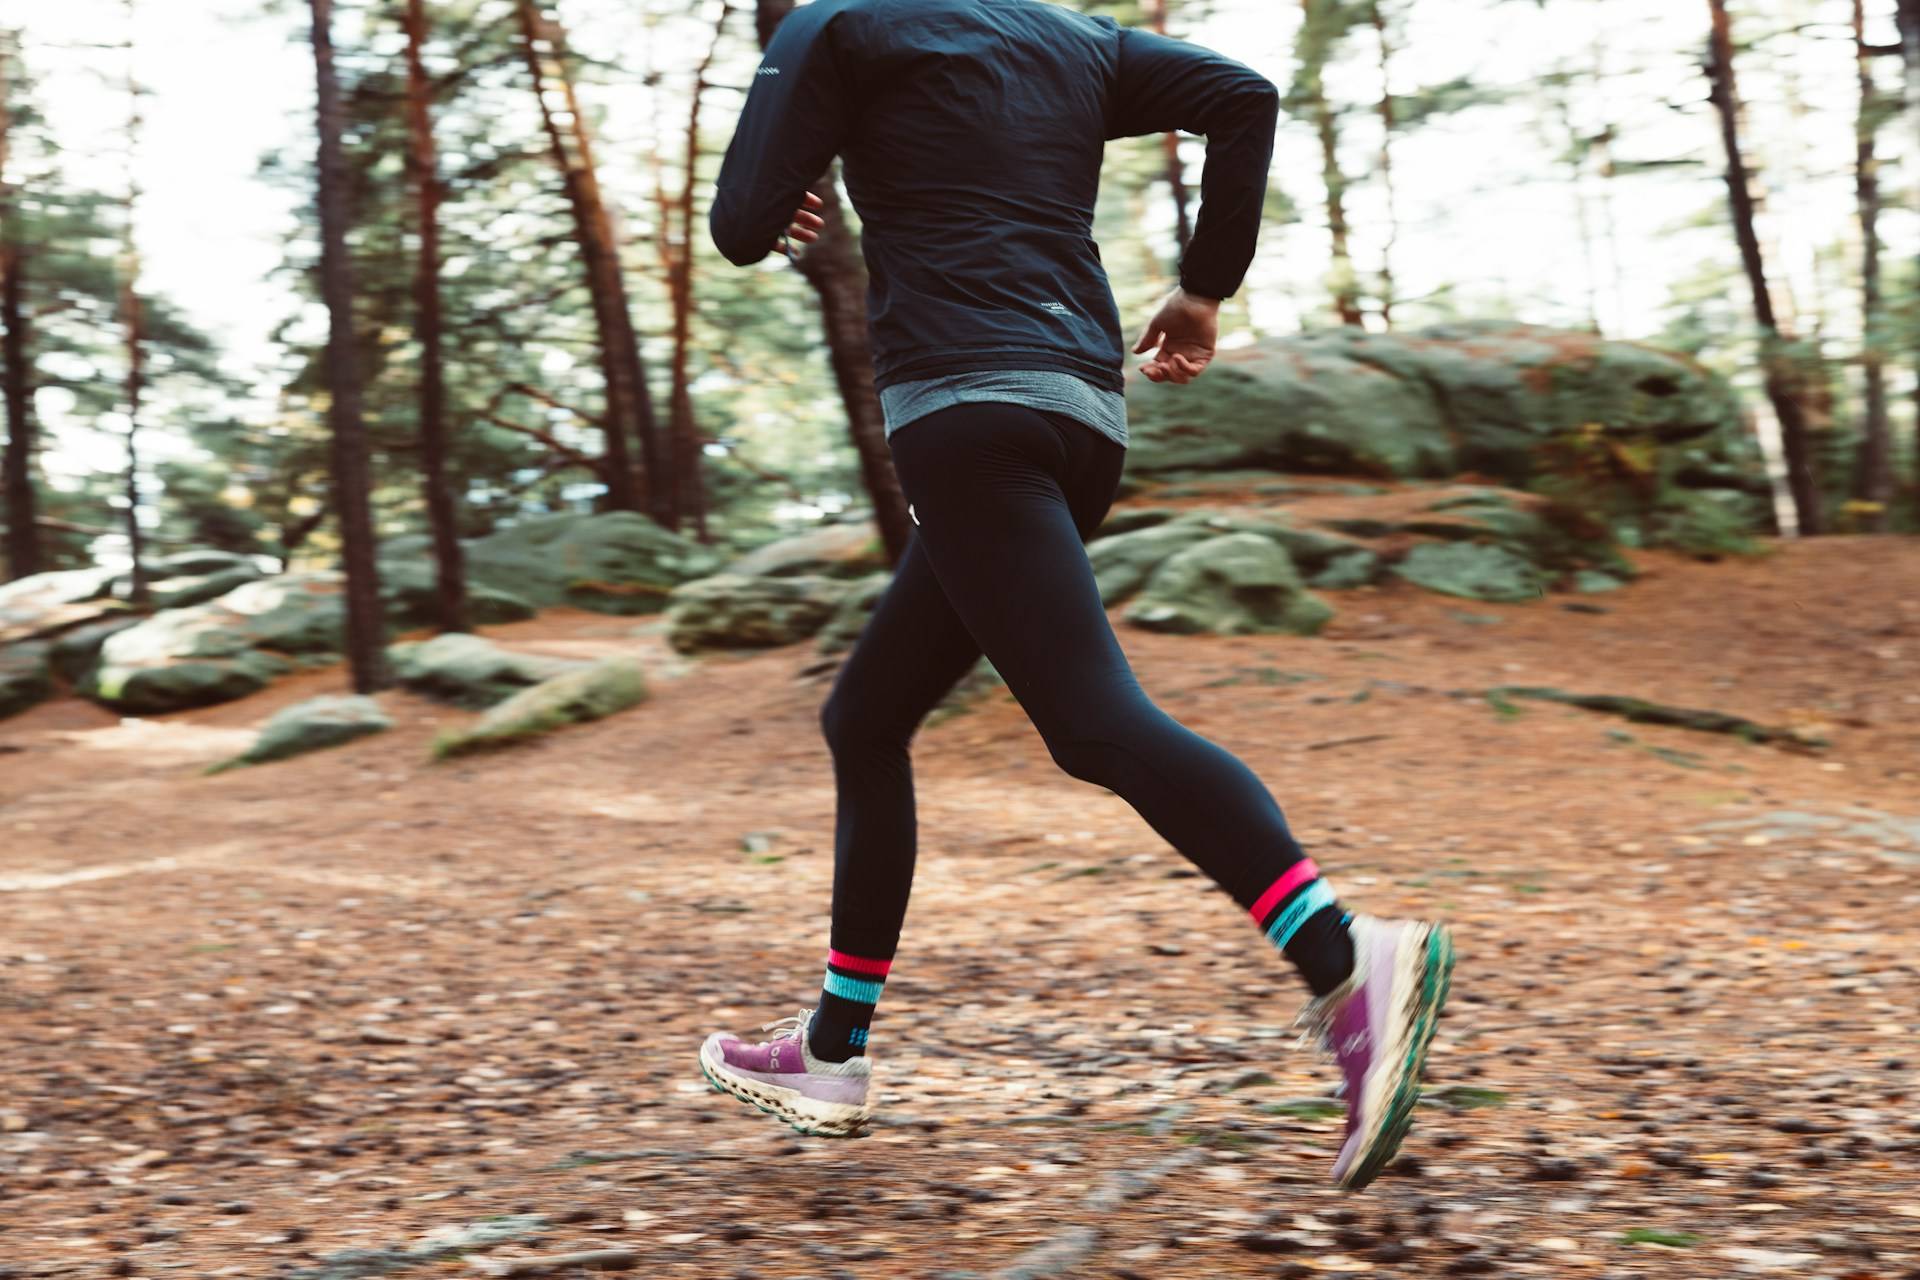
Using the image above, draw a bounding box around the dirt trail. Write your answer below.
[1,536,1916,1278]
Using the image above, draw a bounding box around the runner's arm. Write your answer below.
[710,5,851,267]
[1106,27,1279,301]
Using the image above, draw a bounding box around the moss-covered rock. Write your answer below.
[48,616,144,684]
[378,561,537,628]
[143,550,259,578]
[666,574,854,654]
[1309,549,1383,590]
[1124,323,1770,551]
[0,642,52,721]
[434,658,646,758]
[1124,533,1334,636]
[0,567,123,646]
[1086,522,1219,606]
[388,634,585,709]
[215,695,393,771]
[1392,542,1545,603]
[145,566,263,611]
[444,513,725,616]
[722,523,886,580]
[88,575,345,712]
[1126,340,1452,478]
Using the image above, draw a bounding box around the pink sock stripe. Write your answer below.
[826,949,893,977]
[1249,860,1321,924]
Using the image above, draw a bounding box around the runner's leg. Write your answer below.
[886,401,1353,993]
[810,528,984,1058]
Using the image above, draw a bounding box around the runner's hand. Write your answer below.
[1132,286,1219,385]
[786,190,825,248]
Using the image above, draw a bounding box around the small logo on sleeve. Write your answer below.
[756,65,781,76]
[1040,300,1074,317]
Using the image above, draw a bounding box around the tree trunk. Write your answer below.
[0,39,39,583]
[659,4,729,542]
[1854,0,1891,531]
[1300,0,1362,328]
[404,0,470,630]
[121,281,148,603]
[1705,0,1823,535]
[0,242,32,583]
[754,0,911,565]
[1370,0,1397,329]
[121,4,148,605]
[1898,0,1920,514]
[515,0,661,519]
[1147,0,1192,256]
[312,0,390,691]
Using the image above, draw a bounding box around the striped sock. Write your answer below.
[1249,859,1355,997]
[808,949,891,1062]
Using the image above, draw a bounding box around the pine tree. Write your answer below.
[0,28,36,582]
[403,0,470,630]
[1705,0,1824,535]
[312,0,391,691]
[514,0,661,518]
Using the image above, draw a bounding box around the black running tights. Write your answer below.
[819,400,1316,962]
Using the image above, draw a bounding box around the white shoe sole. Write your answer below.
[698,1036,871,1138]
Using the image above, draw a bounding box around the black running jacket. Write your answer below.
[709,0,1278,394]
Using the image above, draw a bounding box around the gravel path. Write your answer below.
[2,536,1915,1278]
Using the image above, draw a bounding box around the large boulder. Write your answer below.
[665,574,854,654]
[145,566,263,611]
[396,513,725,616]
[722,523,887,580]
[48,616,145,684]
[1086,510,1378,609]
[1392,541,1545,602]
[214,695,392,771]
[1086,522,1219,605]
[434,658,646,758]
[377,560,536,628]
[143,550,259,578]
[0,642,52,720]
[1124,323,1771,549]
[388,634,584,709]
[0,567,123,646]
[1123,533,1334,636]
[87,574,345,713]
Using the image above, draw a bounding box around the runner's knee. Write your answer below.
[820,685,904,757]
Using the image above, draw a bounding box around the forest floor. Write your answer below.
[1,527,1917,1280]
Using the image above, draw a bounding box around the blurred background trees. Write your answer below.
[2,0,1918,602]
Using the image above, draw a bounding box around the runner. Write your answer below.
[700,0,1450,1190]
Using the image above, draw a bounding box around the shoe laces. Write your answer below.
[1288,935,1370,1064]
[1290,993,1341,1063]
[760,1009,813,1044]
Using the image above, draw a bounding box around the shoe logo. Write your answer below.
[769,1047,781,1068]
[1340,1031,1372,1057]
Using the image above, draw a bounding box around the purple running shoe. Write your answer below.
[1295,914,1454,1191]
[699,1009,872,1137]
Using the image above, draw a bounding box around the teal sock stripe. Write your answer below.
[823,969,886,1004]
[1265,879,1338,949]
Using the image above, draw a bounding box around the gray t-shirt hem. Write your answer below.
[878,369,1128,449]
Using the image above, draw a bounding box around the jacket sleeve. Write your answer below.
[1106,26,1279,301]
[709,2,853,267]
